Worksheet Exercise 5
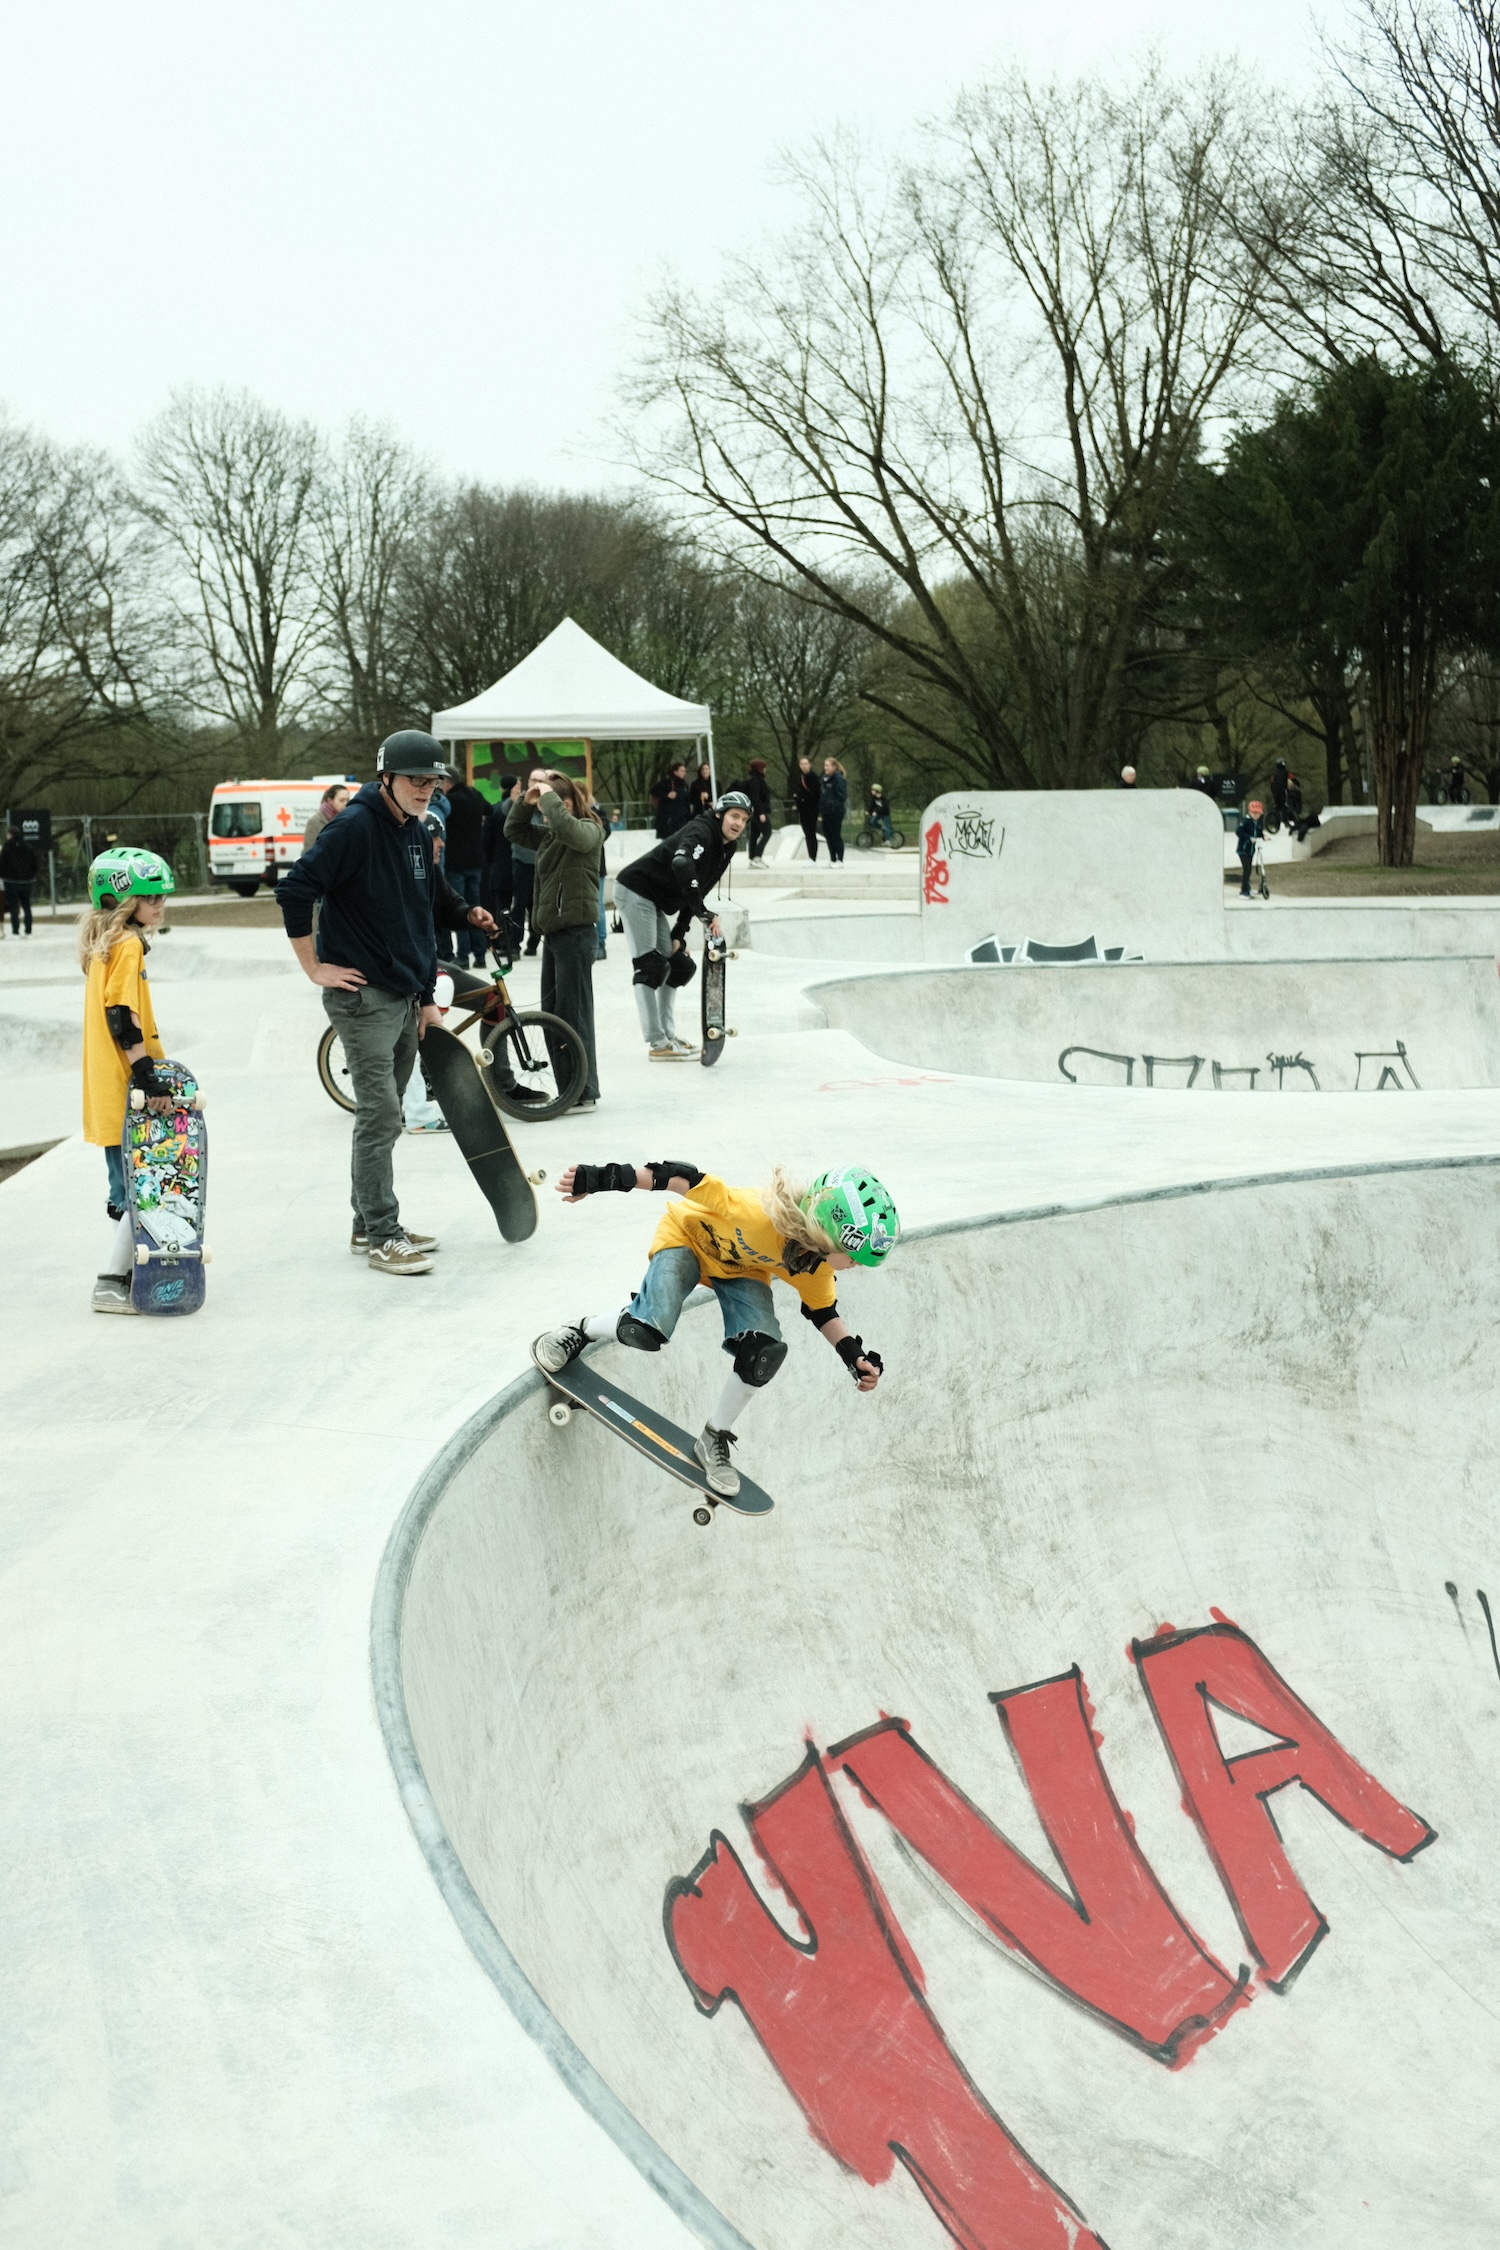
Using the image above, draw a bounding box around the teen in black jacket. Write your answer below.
[614,798,750,1054]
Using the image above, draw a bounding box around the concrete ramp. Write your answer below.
[382,1163,1500,2250]
[808,956,1500,1090]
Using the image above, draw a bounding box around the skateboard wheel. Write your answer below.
[475,1047,493,1067]
[548,1401,572,1427]
[693,1506,713,1527]
[527,1170,546,1185]
[202,1246,213,1265]
[135,1244,150,1265]
[707,1027,722,1041]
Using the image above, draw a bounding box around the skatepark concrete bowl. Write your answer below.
[805,955,1500,1091]
[378,1160,1500,2250]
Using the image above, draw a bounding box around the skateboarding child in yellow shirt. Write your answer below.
[79,848,178,1313]
[533,1162,898,1496]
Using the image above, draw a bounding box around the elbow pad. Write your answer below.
[835,1332,883,1378]
[570,1163,638,1197]
[644,1160,704,1192]
[800,1301,839,1329]
[105,1005,138,1049]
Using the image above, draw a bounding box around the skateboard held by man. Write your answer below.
[422,1022,543,1242]
[124,1058,208,1315]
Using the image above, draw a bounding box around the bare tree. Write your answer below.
[0,416,171,807]
[1245,1,1500,364]
[311,418,432,755]
[736,577,877,787]
[630,64,1284,787]
[137,388,323,758]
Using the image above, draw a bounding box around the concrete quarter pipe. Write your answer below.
[379,1162,1500,2250]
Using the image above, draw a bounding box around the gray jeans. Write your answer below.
[617,887,678,1046]
[323,986,418,1242]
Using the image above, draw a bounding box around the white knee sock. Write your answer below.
[710,1373,758,1433]
[584,1309,624,1341]
[107,1209,134,1278]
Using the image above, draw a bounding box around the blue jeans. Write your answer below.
[631,1245,782,1349]
[105,1144,126,1212]
[596,871,608,961]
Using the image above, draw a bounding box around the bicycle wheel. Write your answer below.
[889,827,906,849]
[317,1025,356,1113]
[855,824,874,850]
[485,1010,588,1120]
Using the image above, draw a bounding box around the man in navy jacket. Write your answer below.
[278,731,497,1274]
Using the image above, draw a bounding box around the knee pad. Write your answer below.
[617,1312,667,1353]
[727,1330,787,1387]
[665,948,697,988]
[631,950,669,989]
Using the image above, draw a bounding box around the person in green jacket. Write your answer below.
[506,768,604,1109]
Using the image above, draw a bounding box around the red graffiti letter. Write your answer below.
[1135,1623,1436,1987]
[667,1749,1103,2250]
[832,1675,1243,2063]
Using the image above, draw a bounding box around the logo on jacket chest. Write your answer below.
[407,839,428,882]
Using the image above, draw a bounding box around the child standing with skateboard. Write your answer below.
[79,848,179,1313]
[533,1161,897,1496]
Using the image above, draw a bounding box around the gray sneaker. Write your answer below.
[694,1425,740,1498]
[533,1322,590,1374]
[367,1234,435,1276]
[92,1273,138,1315]
[668,1035,699,1056]
[353,1227,439,1255]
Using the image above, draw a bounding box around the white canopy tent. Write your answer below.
[430,617,715,798]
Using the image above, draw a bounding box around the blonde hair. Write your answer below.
[77,899,149,970]
[759,1166,836,1257]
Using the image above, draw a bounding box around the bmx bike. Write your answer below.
[854,814,906,850]
[316,962,587,1122]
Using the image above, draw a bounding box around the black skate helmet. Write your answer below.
[377,730,456,779]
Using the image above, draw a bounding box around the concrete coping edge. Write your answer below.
[371,1157,1500,2248]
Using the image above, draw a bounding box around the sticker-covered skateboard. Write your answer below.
[124,1058,208,1315]
[422,1023,542,1242]
[701,933,731,1067]
[531,1343,774,1526]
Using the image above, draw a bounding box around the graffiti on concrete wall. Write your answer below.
[666,1618,1434,2250]
[1058,1042,1421,1090]
[924,811,1004,906]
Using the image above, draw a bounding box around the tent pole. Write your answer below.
[584,738,594,805]
[706,727,717,801]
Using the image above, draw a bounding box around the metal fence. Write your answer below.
[27,813,210,913]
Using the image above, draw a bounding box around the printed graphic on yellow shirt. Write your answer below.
[649,1176,837,1314]
[82,934,163,1146]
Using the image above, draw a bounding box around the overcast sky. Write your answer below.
[4,0,1327,489]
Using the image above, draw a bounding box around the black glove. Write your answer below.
[571,1162,639,1197]
[665,948,697,988]
[129,1056,171,1101]
[644,1160,704,1191]
[836,1334,884,1381]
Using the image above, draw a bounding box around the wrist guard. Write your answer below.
[130,1055,170,1100]
[836,1334,883,1379]
[645,1159,704,1191]
[571,1162,638,1197]
[105,1004,139,1049]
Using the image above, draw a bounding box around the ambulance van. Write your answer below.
[207,776,357,896]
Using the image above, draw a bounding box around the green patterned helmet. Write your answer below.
[88,846,176,911]
[802,1166,899,1269]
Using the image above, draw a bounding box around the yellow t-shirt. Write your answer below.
[649,1175,838,1315]
[82,933,163,1146]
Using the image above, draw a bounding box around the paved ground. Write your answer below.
[2,907,1498,2247]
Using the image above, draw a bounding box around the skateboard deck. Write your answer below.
[701,933,729,1066]
[124,1058,207,1315]
[422,1023,538,1241]
[531,1343,775,1524]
